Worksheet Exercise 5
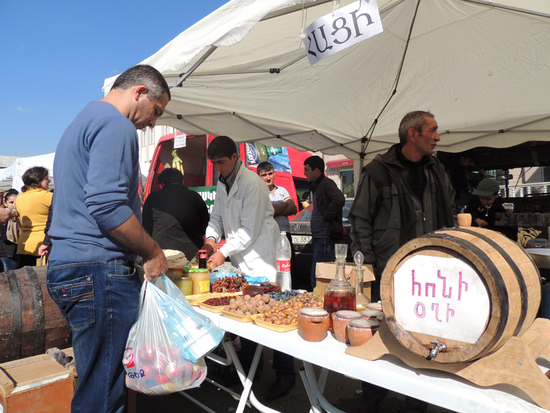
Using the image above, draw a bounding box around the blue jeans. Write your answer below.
[311,238,336,291]
[47,259,140,413]
[1,256,19,271]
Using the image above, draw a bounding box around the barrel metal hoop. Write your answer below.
[27,267,46,354]
[452,227,528,336]
[5,270,22,361]
[424,231,509,354]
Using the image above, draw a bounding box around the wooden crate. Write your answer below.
[0,349,76,413]
[315,262,375,298]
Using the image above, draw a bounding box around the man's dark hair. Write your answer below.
[257,161,274,175]
[207,136,238,159]
[398,110,434,145]
[304,156,325,174]
[21,167,49,192]
[158,168,184,186]
[111,65,171,101]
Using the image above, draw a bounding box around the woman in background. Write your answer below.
[0,189,20,271]
[15,167,52,267]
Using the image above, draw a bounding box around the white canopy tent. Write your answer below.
[0,153,55,192]
[104,0,550,166]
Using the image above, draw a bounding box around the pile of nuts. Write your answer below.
[255,292,323,325]
[223,294,277,316]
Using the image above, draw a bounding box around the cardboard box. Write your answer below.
[0,349,76,413]
[315,262,375,298]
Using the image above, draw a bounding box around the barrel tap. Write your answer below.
[426,341,447,361]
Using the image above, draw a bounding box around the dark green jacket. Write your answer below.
[349,144,455,277]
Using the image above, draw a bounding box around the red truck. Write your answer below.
[143,133,312,215]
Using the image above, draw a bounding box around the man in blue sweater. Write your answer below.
[47,65,170,413]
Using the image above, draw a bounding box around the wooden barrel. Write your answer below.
[0,266,71,362]
[380,226,541,363]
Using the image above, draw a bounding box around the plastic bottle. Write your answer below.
[276,231,292,291]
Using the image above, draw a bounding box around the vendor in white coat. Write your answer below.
[199,135,278,281]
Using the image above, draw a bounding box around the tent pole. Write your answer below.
[174,46,218,87]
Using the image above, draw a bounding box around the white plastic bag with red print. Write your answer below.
[123,275,222,395]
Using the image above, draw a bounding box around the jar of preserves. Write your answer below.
[332,310,363,343]
[190,269,210,294]
[298,308,330,342]
[366,301,383,312]
[165,267,184,283]
[360,308,384,321]
[174,276,193,296]
[347,318,380,346]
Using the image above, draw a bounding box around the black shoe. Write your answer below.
[266,377,295,401]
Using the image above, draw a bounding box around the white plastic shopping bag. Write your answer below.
[123,275,223,395]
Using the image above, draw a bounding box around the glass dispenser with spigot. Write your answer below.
[323,243,356,331]
[354,251,371,311]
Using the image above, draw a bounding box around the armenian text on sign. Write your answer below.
[302,0,383,65]
[393,255,490,343]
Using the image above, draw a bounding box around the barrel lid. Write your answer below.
[350,318,380,328]
[300,307,328,317]
[334,310,363,319]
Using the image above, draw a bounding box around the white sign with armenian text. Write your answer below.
[394,255,490,343]
[303,0,383,65]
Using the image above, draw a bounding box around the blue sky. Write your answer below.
[0,0,227,157]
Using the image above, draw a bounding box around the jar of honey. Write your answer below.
[347,318,380,346]
[298,308,330,342]
[190,269,210,294]
[332,310,363,343]
[174,276,193,296]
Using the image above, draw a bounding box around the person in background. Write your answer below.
[46,64,170,413]
[256,161,297,275]
[199,135,278,279]
[0,207,15,225]
[37,202,53,260]
[349,111,455,413]
[0,189,20,271]
[15,167,52,267]
[143,167,209,259]
[303,155,345,291]
[463,177,516,239]
[256,161,297,400]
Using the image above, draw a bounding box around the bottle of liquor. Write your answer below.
[354,251,371,311]
[323,243,356,331]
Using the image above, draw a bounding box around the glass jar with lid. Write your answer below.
[190,269,210,294]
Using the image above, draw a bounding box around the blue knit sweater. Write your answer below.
[49,101,141,263]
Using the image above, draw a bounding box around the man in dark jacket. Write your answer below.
[349,111,455,413]
[304,155,346,291]
[143,168,209,259]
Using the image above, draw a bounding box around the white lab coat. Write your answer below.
[206,164,278,281]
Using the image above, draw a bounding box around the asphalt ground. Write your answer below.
[135,345,455,413]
